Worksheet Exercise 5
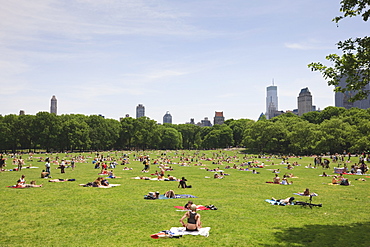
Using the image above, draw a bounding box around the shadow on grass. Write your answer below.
[264,221,370,247]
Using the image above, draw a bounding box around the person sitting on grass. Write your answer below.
[179,204,202,231]
[280,176,292,185]
[41,170,50,178]
[184,200,193,210]
[107,170,116,178]
[101,178,110,186]
[273,174,280,184]
[164,190,175,198]
[178,177,187,188]
[303,188,310,196]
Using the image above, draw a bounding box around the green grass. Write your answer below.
[1,150,369,246]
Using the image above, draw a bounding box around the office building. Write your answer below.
[136,104,145,118]
[297,87,313,116]
[50,95,57,114]
[335,76,370,109]
[266,85,278,119]
[198,117,212,127]
[163,111,172,124]
[214,111,225,125]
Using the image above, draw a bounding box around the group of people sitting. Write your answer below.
[144,190,176,199]
[81,177,110,187]
[331,174,350,186]
[11,175,43,188]
[269,174,293,185]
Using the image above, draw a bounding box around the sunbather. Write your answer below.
[271,197,295,205]
[164,190,176,198]
[49,179,75,182]
[180,204,202,231]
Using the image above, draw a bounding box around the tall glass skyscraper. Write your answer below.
[266,85,278,119]
[136,104,145,118]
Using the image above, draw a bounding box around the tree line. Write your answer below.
[1,106,370,154]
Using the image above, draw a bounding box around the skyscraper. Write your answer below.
[266,85,278,120]
[50,95,57,114]
[213,111,225,125]
[136,104,145,118]
[163,111,172,124]
[297,87,312,116]
[335,76,370,109]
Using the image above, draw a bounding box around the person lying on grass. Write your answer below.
[13,180,43,188]
[179,204,202,231]
[49,179,75,182]
[271,197,295,205]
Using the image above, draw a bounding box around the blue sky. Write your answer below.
[1,0,368,124]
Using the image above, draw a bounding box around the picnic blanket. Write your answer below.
[7,185,26,189]
[174,205,210,211]
[132,177,178,181]
[265,199,294,206]
[79,184,121,188]
[169,227,210,237]
[150,230,181,239]
[157,194,197,200]
[294,193,318,196]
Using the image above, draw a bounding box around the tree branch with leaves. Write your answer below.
[308,0,370,102]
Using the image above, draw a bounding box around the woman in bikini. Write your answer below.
[179,204,202,231]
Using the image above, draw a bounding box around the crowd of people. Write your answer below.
[2,150,370,236]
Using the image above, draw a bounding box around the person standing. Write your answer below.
[60,160,66,174]
[45,160,51,174]
[0,155,5,172]
[17,157,24,171]
[71,159,75,171]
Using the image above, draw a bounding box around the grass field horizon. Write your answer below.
[1,149,369,247]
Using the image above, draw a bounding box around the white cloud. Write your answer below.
[284,40,331,50]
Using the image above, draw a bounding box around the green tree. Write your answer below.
[60,116,91,151]
[157,126,182,150]
[225,119,254,147]
[318,118,354,154]
[1,115,18,152]
[308,1,370,101]
[175,124,202,149]
[86,115,120,150]
[33,112,61,152]
[15,115,35,150]
[243,121,288,153]
[131,117,158,149]
[117,117,137,149]
[287,121,322,155]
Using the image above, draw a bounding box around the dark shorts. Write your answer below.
[185,228,198,231]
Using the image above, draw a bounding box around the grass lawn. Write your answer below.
[1,149,369,247]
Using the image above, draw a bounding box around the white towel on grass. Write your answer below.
[169,227,210,237]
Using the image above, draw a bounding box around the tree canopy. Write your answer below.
[1,107,370,154]
[308,0,370,102]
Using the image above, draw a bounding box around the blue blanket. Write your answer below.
[158,194,197,199]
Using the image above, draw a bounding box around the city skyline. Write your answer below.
[1,1,367,124]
